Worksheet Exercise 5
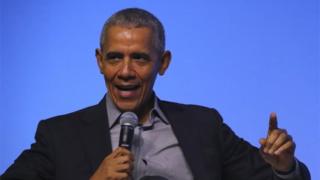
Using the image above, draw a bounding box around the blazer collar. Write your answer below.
[78,95,112,174]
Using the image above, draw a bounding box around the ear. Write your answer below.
[158,50,171,76]
[95,48,104,74]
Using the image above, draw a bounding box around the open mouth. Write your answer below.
[115,84,140,91]
[114,84,141,98]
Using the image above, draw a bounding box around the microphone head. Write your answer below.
[120,112,138,127]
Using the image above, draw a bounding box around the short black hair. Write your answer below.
[99,8,165,54]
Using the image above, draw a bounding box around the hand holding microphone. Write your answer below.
[90,112,138,180]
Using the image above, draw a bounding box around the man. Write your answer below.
[2,8,310,180]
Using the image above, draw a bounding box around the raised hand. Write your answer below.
[259,112,296,172]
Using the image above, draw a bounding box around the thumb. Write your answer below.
[268,112,278,135]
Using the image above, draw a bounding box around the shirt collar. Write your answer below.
[153,97,169,124]
[106,93,122,129]
[106,93,169,129]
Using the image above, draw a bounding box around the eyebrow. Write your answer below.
[131,52,150,60]
[105,52,123,59]
[105,51,151,60]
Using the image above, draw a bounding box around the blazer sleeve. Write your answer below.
[216,111,311,180]
[1,120,55,180]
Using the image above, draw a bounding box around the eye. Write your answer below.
[131,53,150,62]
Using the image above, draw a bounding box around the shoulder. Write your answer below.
[159,100,221,115]
[32,102,106,147]
[38,102,102,129]
[158,100,224,126]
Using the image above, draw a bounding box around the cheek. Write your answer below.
[136,65,158,82]
[103,66,118,81]
[137,67,159,92]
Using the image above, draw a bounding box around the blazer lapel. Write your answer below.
[77,96,113,173]
[159,101,207,180]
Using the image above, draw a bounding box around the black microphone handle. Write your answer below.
[119,124,135,150]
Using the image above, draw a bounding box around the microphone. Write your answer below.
[118,112,138,150]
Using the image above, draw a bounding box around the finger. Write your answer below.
[259,149,277,165]
[115,156,134,165]
[268,112,278,135]
[274,140,296,155]
[264,129,282,153]
[259,138,267,146]
[115,163,132,172]
[268,132,290,154]
[119,147,131,155]
[113,172,129,180]
[117,152,134,162]
[105,147,122,160]
[114,147,131,158]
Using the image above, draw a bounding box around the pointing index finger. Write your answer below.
[268,112,278,135]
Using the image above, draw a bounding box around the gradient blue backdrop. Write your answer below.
[1,0,319,179]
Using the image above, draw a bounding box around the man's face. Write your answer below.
[96,26,170,113]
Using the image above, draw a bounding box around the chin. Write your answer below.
[115,101,140,112]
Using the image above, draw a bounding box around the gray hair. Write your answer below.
[99,8,165,54]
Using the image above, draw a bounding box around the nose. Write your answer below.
[118,59,135,81]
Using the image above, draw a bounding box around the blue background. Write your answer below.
[1,0,319,179]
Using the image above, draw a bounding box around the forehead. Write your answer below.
[103,26,154,50]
